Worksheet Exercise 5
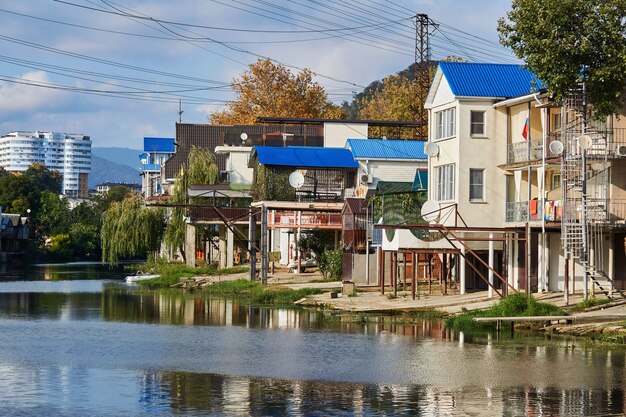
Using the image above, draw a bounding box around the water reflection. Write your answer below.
[0,261,128,281]
[2,279,626,415]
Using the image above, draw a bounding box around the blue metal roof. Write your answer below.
[440,62,544,98]
[144,137,175,153]
[254,146,358,168]
[347,139,426,160]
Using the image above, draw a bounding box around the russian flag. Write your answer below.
[522,117,529,140]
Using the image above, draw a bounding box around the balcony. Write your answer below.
[141,163,161,172]
[505,199,563,223]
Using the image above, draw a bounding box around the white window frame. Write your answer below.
[470,111,486,137]
[551,173,561,191]
[469,168,485,202]
[435,107,456,140]
[551,112,562,131]
[436,163,455,201]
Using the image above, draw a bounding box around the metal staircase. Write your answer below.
[559,91,625,299]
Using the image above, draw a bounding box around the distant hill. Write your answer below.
[89,155,140,188]
[92,147,142,170]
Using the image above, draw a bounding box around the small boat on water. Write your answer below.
[125,273,160,283]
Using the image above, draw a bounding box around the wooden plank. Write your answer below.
[474,316,573,323]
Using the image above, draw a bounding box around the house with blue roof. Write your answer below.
[345,138,427,191]
[372,62,548,296]
[421,62,544,231]
[139,137,175,198]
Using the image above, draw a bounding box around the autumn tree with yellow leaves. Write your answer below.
[210,59,344,124]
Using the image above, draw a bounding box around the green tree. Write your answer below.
[0,175,38,214]
[498,0,626,117]
[69,223,99,258]
[210,58,344,124]
[37,191,71,236]
[358,74,418,139]
[101,195,165,265]
[23,163,62,194]
[164,146,219,261]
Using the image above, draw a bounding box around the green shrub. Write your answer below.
[446,293,565,331]
[319,249,342,279]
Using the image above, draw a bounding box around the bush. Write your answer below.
[319,249,342,279]
[446,293,565,331]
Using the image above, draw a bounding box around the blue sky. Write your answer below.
[0,0,518,149]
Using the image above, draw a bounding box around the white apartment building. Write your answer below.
[0,131,91,197]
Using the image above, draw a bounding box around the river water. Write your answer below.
[0,263,625,416]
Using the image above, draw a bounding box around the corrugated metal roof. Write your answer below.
[254,146,358,168]
[343,198,367,215]
[144,137,175,153]
[347,139,426,160]
[440,62,544,98]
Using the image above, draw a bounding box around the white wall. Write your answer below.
[358,160,427,188]
[324,123,367,148]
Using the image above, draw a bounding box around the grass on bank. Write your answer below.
[131,261,248,289]
[446,293,566,331]
[201,279,325,305]
[129,261,325,305]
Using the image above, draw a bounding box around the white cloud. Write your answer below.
[0,71,67,113]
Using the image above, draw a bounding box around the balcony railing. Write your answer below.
[141,163,161,172]
[507,140,544,164]
[507,128,626,164]
[505,199,563,223]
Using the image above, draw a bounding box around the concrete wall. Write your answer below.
[324,123,367,148]
[349,253,377,284]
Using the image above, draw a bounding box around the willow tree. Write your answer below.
[163,146,219,261]
[101,195,164,265]
[210,58,344,124]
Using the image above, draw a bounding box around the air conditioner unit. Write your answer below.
[361,173,373,184]
[616,145,626,157]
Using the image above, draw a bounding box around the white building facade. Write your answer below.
[0,131,91,197]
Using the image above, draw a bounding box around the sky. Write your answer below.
[0,0,519,150]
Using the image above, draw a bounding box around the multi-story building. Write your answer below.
[0,131,91,197]
[422,61,626,300]
[139,137,175,198]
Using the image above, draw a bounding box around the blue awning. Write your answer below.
[254,146,358,168]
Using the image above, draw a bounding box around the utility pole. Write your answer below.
[178,99,184,123]
[414,13,433,141]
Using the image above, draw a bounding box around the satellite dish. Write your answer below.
[288,171,305,188]
[240,133,248,141]
[578,135,592,150]
[549,140,564,156]
[421,200,441,223]
[424,142,440,157]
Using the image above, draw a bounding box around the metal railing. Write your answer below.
[505,200,563,223]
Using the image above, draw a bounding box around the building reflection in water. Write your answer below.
[133,369,626,416]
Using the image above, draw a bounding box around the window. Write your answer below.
[552,112,562,130]
[436,164,455,201]
[469,169,485,201]
[551,173,561,191]
[470,111,485,136]
[435,107,456,139]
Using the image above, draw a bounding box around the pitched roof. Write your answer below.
[254,146,358,168]
[439,62,544,98]
[347,139,426,160]
[144,137,175,153]
[343,198,367,215]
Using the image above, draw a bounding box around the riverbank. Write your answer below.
[140,263,626,341]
